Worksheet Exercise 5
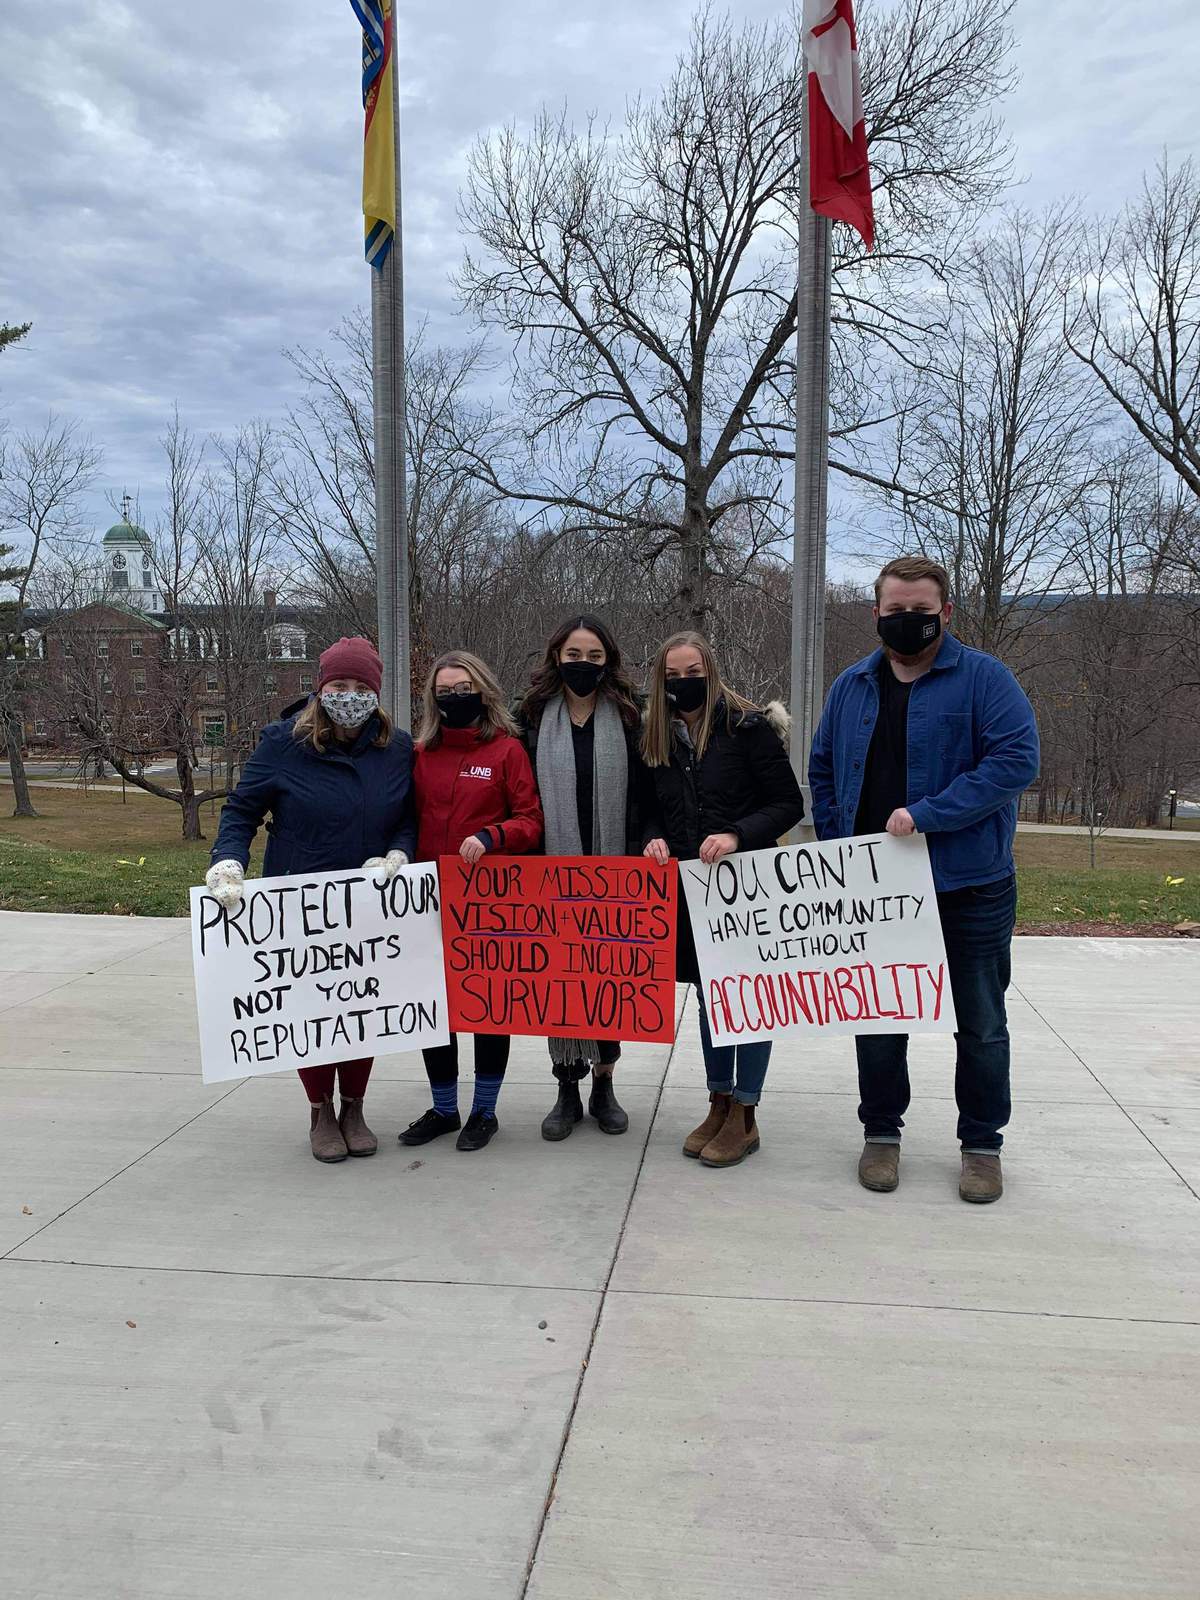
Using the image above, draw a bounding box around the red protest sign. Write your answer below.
[439,855,677,1042]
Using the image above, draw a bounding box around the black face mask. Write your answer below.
[559,660,606,697]
[877,610,942,656]
[437,692,484,728]
[666,675,708,714]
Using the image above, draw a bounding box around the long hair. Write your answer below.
[519,612,641,730]
[293,695,393,753]
[417,649,518,750]
[640,631,757,768]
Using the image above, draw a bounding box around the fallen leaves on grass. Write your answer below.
[1165,875,1186,887]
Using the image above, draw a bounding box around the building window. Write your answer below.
[130,639,143,658]
[63,636,74,656]
[134,671,146,692]
[265,674,277,691]
[97,639,109,659]
[300,673,313,692]
[34,719,46,737]
[206,673,219,693]
[135,714,151,732]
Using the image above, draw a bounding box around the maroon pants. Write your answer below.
[297,1058,373,1104]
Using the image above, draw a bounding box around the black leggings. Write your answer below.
[423,1033,511,1083]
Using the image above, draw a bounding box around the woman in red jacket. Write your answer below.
[402,649,544,1152]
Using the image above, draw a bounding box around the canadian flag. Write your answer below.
[803,0,875,251]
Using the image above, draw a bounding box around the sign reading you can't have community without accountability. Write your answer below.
[191,865,450,1083]
[681,833,956,1044]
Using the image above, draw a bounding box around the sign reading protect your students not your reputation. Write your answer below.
[190,864,450,1083]
[681,833,956,1043]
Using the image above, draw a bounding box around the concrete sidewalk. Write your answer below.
[1,911,1198,1598]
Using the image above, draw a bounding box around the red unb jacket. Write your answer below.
[414,726,544,861]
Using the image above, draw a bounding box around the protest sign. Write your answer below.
[680,833,956,1043]
[440,855,677,1042]
[190,863,450,1083]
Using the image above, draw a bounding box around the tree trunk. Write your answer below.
[678,503,709,633]
[176,748,205,841]
[5,710,38,818]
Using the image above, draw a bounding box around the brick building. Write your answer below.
[19,519,321,762]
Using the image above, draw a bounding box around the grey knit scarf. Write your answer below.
[536,692,628,1066]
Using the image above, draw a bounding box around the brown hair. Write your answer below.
[640,631,757,768]
[519,612,641,730]
[417,649,517,750]
[292,696,393,753]
[874,555,950,606]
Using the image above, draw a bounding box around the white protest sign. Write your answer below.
[681,832,956,1043]
[190,863,450,1083]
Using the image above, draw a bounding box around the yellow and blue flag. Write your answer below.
[350,0,395,270]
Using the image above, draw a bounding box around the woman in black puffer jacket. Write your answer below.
[641,631,803,1170]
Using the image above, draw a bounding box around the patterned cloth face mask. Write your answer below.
[320,688,379,729]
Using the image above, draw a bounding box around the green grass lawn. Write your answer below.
[1,782,1198,927]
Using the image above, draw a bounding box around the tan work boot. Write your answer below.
[338,1096,378,1157]
[960,1151,1003,1203]
[858,1141,900,1192]
[699,1100,760,1168]
[309,1097,348,1163]
[683,1092,733,1158]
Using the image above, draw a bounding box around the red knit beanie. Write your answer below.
[317,637,383,695]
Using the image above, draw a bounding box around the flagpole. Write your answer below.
[370,29,410,729]
[789,79,831,839]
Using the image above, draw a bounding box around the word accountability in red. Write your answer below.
[708,959,947,1038]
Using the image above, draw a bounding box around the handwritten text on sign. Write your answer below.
[440,856,677,1042]
[190,864,450,1083]
[681,833,956,1042]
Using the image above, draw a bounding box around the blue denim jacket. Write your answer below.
[808,634,1039,891]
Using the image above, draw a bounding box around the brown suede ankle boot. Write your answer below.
[699,1100,760,1168]
[309,1097,348,1163]
[338,1096,378,1157]
[683,1093,733,1158]
[960,1151,1003,1203]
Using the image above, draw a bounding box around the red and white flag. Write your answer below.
[803,0,875,251]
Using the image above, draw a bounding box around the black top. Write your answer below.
[571,714,596,854]
[855,660,913,835]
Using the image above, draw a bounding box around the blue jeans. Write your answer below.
[855,875,1016,1152]
[696,989,772,1105]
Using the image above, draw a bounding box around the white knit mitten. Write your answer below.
[363,849,409,885]
[205,859,245,911]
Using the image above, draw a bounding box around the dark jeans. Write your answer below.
[696,989,772,1106]
[855,874,1016,1152]
[423,1033,511,1083]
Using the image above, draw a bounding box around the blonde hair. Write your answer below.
[293,695,393,753]
[640,631,757,767]
[417,649,517,749]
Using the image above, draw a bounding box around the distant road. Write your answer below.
[1018,822,1200,844]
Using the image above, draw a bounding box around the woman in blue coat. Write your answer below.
[206,637,416,1164]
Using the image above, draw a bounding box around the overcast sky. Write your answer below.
[2,0,1198,544]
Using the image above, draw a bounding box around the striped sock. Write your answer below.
[471,1075,504,1118]
[431,1080,458,1118]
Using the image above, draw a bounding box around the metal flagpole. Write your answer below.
[789,81,832,839]
[370,34,411,729]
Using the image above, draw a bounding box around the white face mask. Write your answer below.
[320,688,378,729]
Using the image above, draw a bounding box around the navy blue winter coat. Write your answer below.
[210,709,416,878]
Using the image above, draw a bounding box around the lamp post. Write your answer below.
[1167,789,1178,831]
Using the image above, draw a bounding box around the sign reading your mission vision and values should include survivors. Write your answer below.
[680,832,957,1044]
[439,855,677,1043]
[190,864,451,1083]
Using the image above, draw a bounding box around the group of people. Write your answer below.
[205,553,1039,1204]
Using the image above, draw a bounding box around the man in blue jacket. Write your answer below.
[808,556,1039,1204]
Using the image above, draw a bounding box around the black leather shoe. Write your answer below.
[542,1075,584,1141]
[398,1108,461,1146]
[456,1110,499,1151]
[588,1072,629,1135]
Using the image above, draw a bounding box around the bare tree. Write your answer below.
[0,416,100,815]
[1065,156,1200,502]
[455,1,1015,628]
[869,206,1095,656]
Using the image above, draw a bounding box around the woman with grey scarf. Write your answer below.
[517,615,648,1141]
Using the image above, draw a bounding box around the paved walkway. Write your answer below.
[2,912,1198,1599]
[1017,821,1200,842]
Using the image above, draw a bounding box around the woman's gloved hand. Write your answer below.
[363,849,409,886]
[205,859,246,912]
